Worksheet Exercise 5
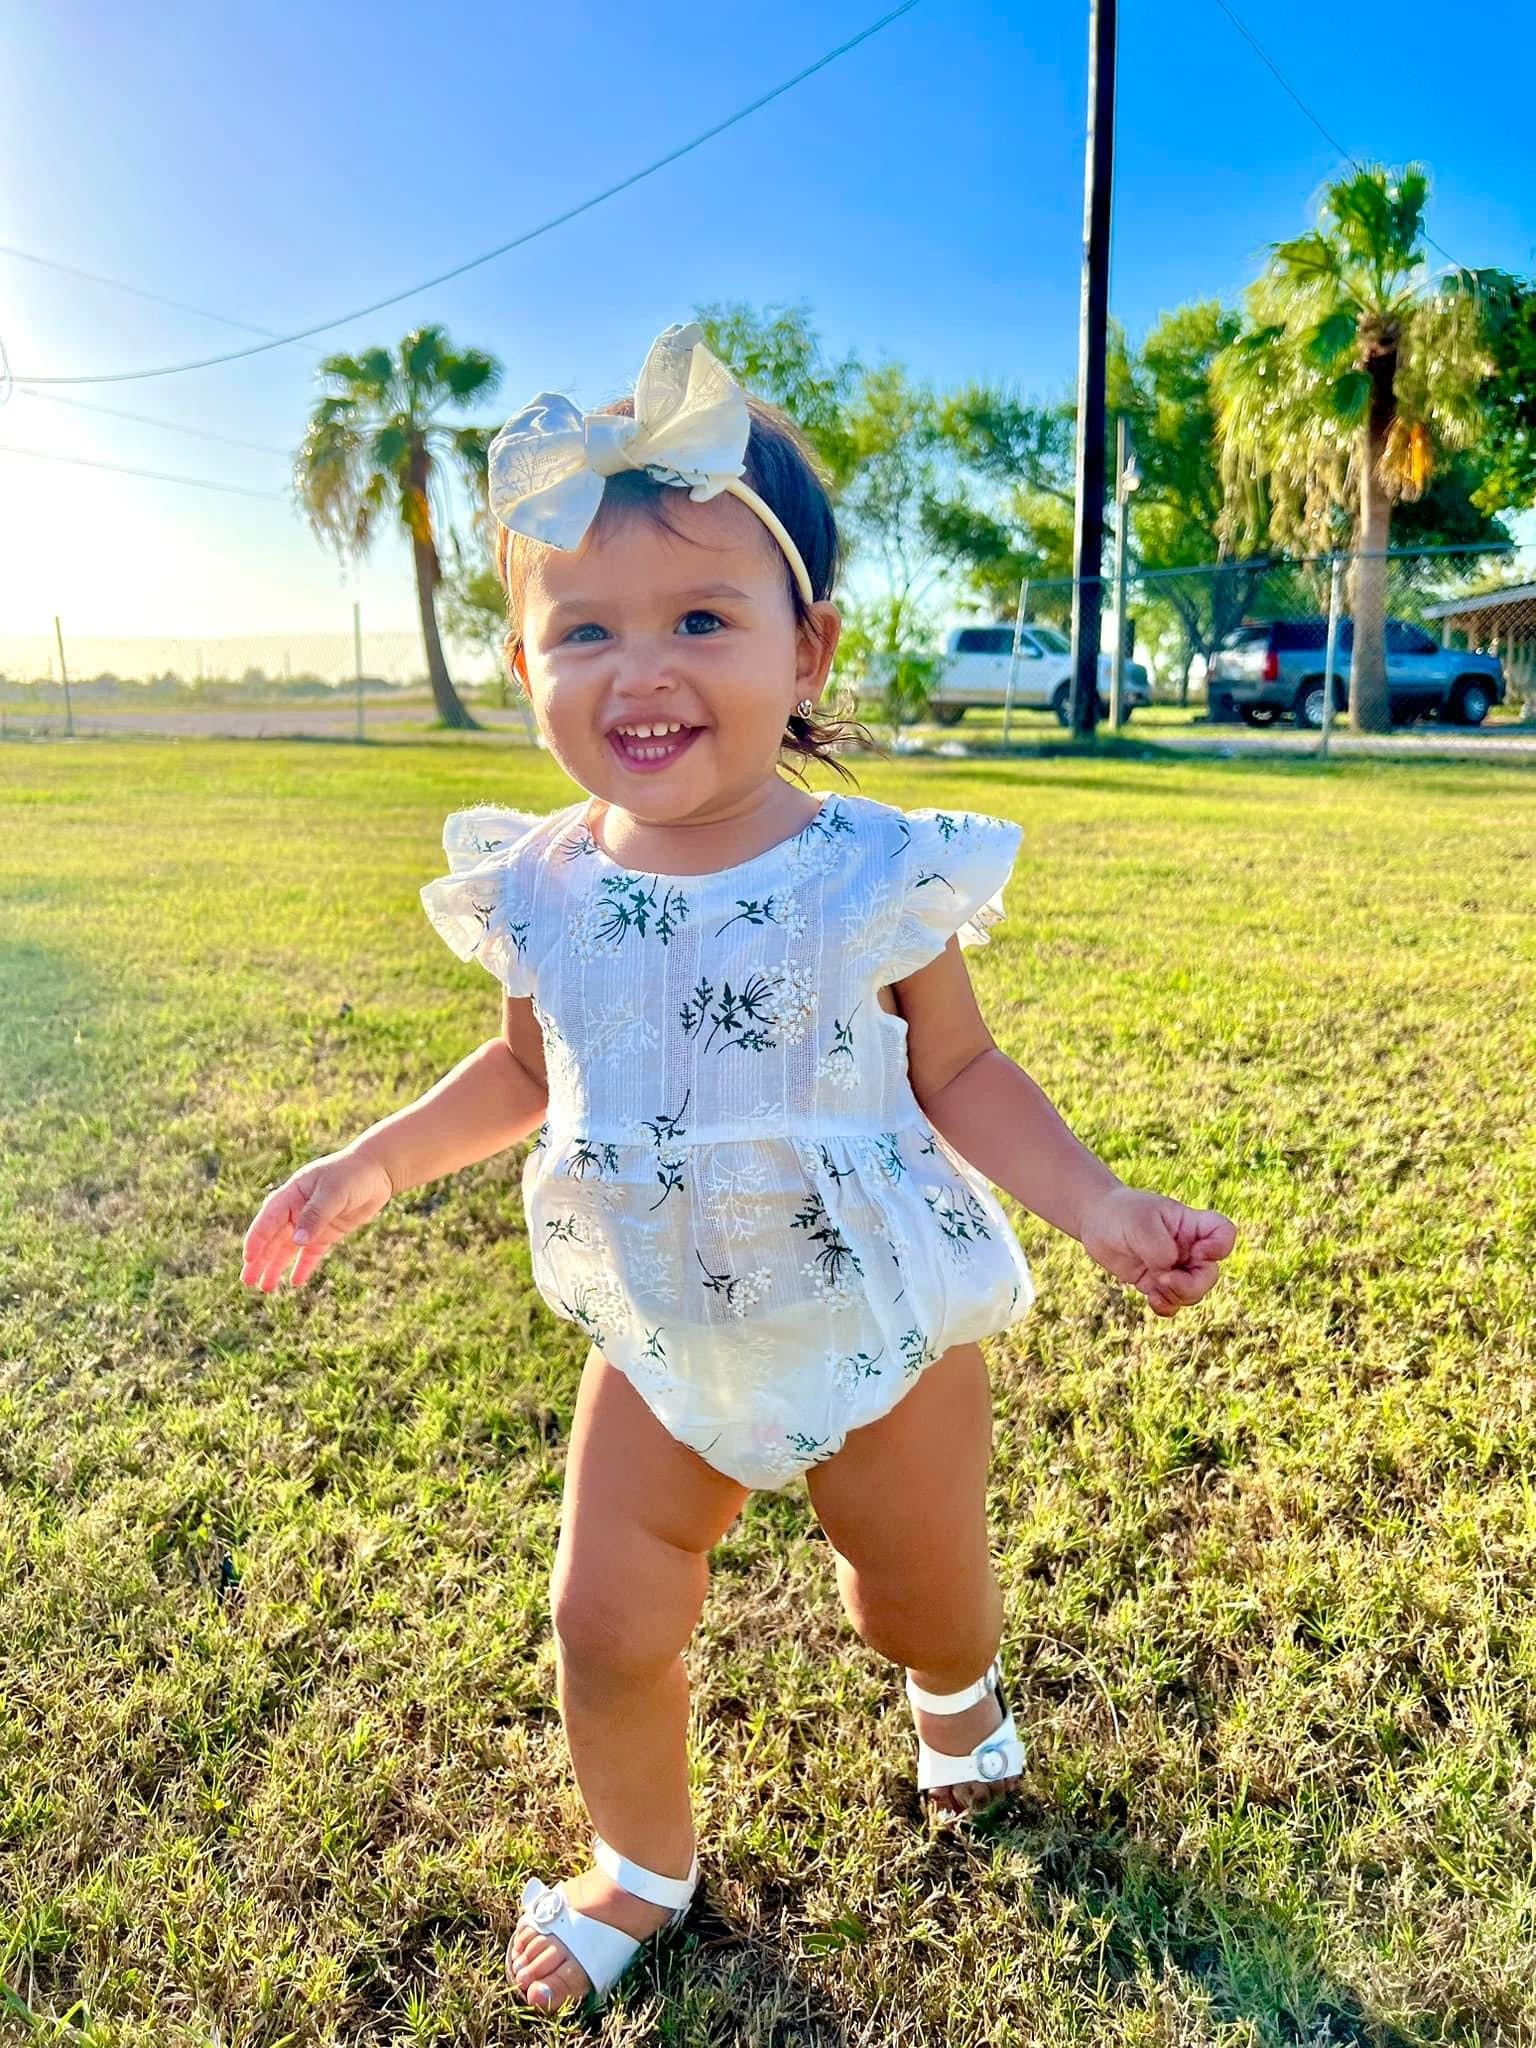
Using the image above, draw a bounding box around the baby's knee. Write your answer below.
[550,1545,704,1681]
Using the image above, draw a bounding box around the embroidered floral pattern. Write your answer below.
[791,1189,864,1300]
[574,873,691,959]
[922,1181,994,1255]
[830,1345,886,1395]
[899,1327,939,1377]
[816,1003,861,1090]
[565,1137,620,1179]
[714,888,806,939]
[874,1131,906,1183]
[695,1250,774,1319]
[421,794,1033,1492]
[636,1091,690,1211]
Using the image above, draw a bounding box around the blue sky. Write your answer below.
[2,0,1532,645]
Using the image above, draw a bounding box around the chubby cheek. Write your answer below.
[526,667,603,758]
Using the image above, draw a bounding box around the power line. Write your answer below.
[11,1,919,390]
[1207,0,1462,271]
[0,240,319,347]
[11,385,291,456]
[0,441,286,500]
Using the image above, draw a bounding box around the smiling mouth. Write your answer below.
[607,723,702,767]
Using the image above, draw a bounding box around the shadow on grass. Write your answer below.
[0,938,102,1115]
[983,1797,1424,2048]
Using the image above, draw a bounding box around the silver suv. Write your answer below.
[1207,618,1506,728]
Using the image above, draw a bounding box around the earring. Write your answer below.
[794,698,815,719]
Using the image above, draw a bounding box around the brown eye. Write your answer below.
[678,610,725,636]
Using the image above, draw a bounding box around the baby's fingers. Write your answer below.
[1145,1261,1222,1315]
[242,1186,303,1289]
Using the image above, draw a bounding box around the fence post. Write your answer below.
[53,617,75,739]
[1003,578,1029,749]
[353,601,364,744]
[1318,553,1344,760]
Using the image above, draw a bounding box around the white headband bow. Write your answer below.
[486,322,815,606]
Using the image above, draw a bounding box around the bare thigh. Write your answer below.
[551,1346,751,1656]
[804,1340,998,1648]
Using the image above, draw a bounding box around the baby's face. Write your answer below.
[516,493,837,823]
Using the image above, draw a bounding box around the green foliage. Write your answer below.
[1460,270,1536,515]
[697,303,957,687]
[694,299,861,488]
[1213,165,1491,555]
[295,326,501,573]
[834,593,944,728]
[295,326,502,729]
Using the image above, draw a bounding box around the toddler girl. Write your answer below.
[241,324,1237,2017]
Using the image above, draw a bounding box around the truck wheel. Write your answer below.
[1294,677,1344,730]
[931,704,966,726]
[1052,684,1072,727]
[1449,678,1491,725]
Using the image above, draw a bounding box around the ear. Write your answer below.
[509,637,531,694]
[794,601,841,701]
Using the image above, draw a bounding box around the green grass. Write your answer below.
[3,738,1535,2047]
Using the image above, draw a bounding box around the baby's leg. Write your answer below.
[805,1339,1019,1817]
[510,1345,749,2012]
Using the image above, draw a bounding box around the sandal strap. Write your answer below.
[915,1705,1026,1792]
[905,1657,1001,1715]
[517,1878,643,1999]
[592,1833,699,1913]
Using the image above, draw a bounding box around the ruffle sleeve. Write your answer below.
[418,804,547,999]
[884,806,1024,981]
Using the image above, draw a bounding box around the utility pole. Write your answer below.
[1110,414,1139,730]
[1068,0,1117,738]
[53,617,75,738]
[353,601,364,743]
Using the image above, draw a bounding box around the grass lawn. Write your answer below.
[3,738,1534,2047]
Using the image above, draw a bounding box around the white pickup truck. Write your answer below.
[924,622,1152,726]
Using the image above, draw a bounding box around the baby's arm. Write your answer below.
[892,942,1236,1317]
[242,997,546,1290]
[351,996,547,1194]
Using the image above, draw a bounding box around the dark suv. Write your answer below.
[1206,617,1506,728]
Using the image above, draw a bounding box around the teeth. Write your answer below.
[615,722,686,739]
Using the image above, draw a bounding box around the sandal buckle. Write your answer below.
[529,1885,565,1930]
[975,1740,1010,1782]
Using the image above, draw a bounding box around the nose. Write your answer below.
[603,636,688,717]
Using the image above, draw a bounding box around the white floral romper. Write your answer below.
[420,788,1035,1492]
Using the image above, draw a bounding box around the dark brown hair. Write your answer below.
[492,390,883,783]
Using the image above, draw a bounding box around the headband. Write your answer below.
[486,322,816,607]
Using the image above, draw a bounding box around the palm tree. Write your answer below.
[1214,166,1488,731]
[295,326,501,729]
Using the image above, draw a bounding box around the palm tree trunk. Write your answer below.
[407,444,478,731]
[411,534,477,729]
[1349,352,1397,734]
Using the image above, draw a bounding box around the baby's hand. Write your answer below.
[241,1145,395,1291]
[1077,1185,1238,1318]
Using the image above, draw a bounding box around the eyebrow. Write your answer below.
[545,582,755,618]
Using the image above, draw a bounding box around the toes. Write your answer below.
[525,1955,591,2011]
[517,1933,559,1977]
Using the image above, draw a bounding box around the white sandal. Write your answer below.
[511,1832,699,2010]
[906,1655,1025,1818]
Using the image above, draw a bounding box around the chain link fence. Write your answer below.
[0,616,529,742]
[834,542,1536,748]
[7,545,1535,747]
